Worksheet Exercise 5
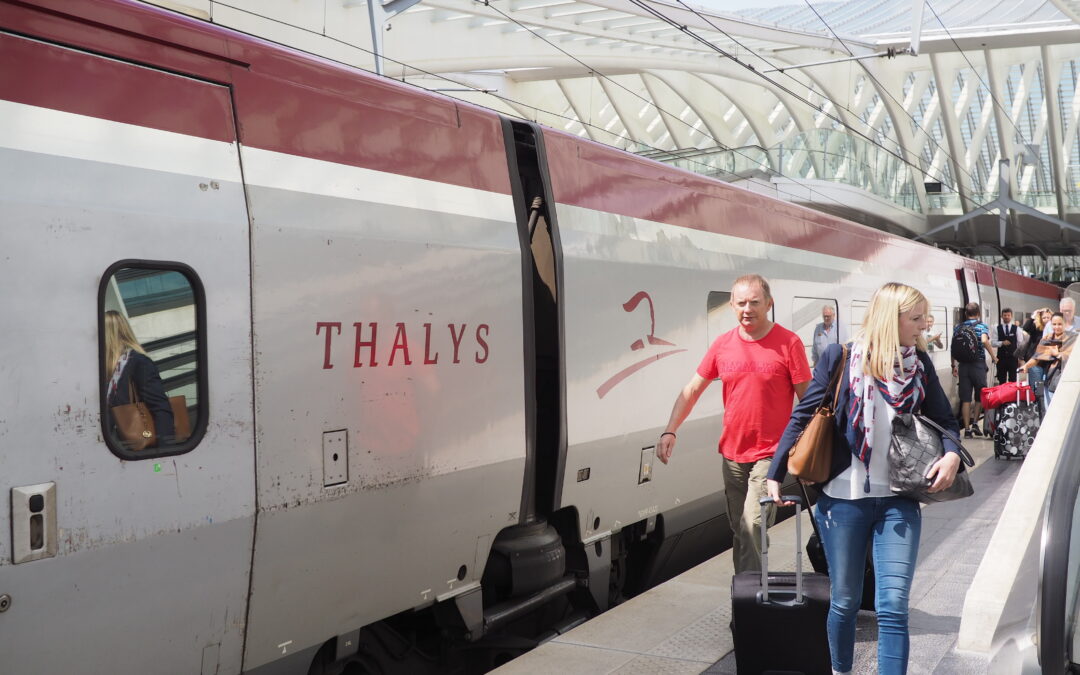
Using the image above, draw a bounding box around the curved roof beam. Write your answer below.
[596,75,667,147]
[640,70,728,146]
[638,73,695,148]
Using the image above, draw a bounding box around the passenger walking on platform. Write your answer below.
[1020,312,1077,411]
[766,282,963,675]
[991,308,1022,384]
[950,302,996,438]
[922,314,943,352]
[812,305,838,366]
[656,274,811,574]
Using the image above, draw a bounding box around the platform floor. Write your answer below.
[493,436,1021,674]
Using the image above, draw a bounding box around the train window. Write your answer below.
[792,297,839,366]
[926,305,948,353]
[850,300,869,334]
[99,261,206,459]
[707,291,735,346]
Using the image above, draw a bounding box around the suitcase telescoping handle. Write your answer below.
[758,495,803,603]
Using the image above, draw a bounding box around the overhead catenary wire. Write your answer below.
[210,0,838,207]
[619,0,1006,218]
[799,0,1039,209]
[923,1,1032,148]
[475,0,867,210]
[798,0,1049,243]
[666,0,959,188]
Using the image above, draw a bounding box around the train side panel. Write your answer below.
[0,19,255,675]
[231,65,529,671]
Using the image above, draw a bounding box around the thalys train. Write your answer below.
[0,1,1061,673]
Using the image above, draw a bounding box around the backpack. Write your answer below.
[951,323,981,363]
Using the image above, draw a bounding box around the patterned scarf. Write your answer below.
[847,341,926,487]
[107,348,132,404]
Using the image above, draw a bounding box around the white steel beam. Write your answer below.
[1041,44,1069,221]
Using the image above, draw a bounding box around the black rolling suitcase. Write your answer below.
[731,496,831,675]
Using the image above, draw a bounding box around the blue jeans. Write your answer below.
[815,493,921,674]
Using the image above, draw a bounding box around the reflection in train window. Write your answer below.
[926,305,948,352]
[707,291,734,346]
[850,299,869,335]
[100,263,205,458]
[792,297,838,366]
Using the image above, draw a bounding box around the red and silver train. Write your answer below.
[0,1,1060,673]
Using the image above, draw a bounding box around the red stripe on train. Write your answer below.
[543,129,1060,301]
[0,30,235,142]
[1,0,512,195]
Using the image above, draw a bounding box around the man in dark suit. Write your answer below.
[992,307,1021,384]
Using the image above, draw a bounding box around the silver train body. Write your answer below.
[0,1,1061,673]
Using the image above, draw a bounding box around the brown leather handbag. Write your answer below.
[787,345,848,483]
[112,381,157,451]
[170,395,192,443]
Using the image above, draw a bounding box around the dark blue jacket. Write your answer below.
[109,351,176,442]
[767,342,961,484]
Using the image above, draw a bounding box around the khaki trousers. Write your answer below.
[722,457,776,574]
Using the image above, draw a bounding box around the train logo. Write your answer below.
[596,291,686,398]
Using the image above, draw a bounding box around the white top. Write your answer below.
[823,394,895,500]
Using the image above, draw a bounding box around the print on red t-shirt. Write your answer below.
[696,324,812,463]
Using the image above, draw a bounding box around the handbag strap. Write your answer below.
[911,413,975,467]
[127,378,141,405]
[797,482,822,540]
[819,344,849,410]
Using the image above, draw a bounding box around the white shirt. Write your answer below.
[812,321,838,365]
[824,394,895,500]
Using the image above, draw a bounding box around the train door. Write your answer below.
[0,26,255,674]
[233,73,529,671]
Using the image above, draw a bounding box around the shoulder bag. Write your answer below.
[787,345,848,484]
[112,380,157,451]
[889,413,975,503]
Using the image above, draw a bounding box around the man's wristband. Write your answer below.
[660,432,676,439]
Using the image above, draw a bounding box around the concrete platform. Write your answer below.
[493,436,1018,675]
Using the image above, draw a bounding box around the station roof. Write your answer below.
[155,0,1080,259]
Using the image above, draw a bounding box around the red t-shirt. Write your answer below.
[696,324,812,463]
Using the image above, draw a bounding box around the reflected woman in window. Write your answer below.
[104,310,174,446]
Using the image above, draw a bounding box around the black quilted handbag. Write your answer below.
[889,413,975,503]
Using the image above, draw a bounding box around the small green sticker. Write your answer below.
[153,463,162,473]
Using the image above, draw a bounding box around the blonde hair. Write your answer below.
[1034,308,1050,331]
[854,282,928,380]
[104,310,147,375]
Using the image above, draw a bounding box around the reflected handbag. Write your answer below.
[170,395,192,443]
[889,413,975,504]
[112,381,157,451]
[788,345,848,484]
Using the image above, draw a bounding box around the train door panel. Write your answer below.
[0,30,255,674]
[237,119,527,667]
[554,203,728,547]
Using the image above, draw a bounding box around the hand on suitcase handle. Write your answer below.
[764,481,800,507]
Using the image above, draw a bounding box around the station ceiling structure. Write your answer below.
[152,0,1080,270]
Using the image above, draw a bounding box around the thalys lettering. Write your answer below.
[316,321,490,369]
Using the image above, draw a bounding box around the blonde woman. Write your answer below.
[104,310,174,446]
[766,283,962,675]
[1021,308,1052,406]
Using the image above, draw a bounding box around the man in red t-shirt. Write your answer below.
[657,274,811,573]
